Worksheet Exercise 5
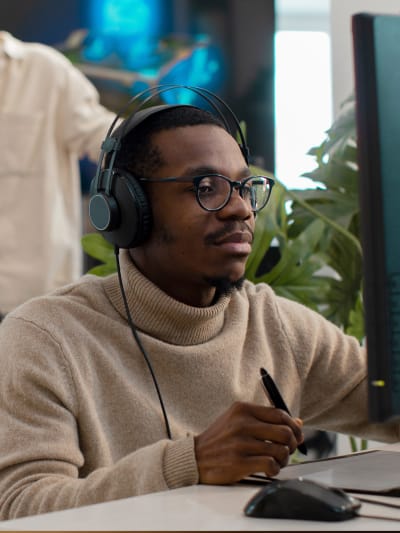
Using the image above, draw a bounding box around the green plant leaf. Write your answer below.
[247,216,332,311]
[81,233,116,276]
[345,290,365,342]
[87,262,118,276]
[81,233,114,261]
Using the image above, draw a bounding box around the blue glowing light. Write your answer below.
[130,80,151,95]
[87,0,163,68]
[85,0,226,100]
[82,34,113,62]
[91,0,161,36]
[159,46,224,104]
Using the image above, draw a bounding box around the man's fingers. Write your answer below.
[246,420,299,453]
[194,401,305,486]
[234,437,291,466]
[249,404,304,446]
[196,442,290,484]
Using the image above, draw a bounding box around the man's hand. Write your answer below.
[194,401,304,485]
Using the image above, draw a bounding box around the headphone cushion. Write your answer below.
[102,171,152,249]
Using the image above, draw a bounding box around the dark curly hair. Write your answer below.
[108,105,227,179]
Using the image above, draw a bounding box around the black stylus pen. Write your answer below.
[260,367,307,455]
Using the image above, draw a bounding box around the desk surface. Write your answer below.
[2,444,400,531]
[1,482,400,531]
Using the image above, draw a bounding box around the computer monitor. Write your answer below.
[352,12,400,422]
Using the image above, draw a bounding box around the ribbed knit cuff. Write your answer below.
[163,435,199,489]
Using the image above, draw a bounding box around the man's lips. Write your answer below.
[212,231,253,254]
[214,231,253,245]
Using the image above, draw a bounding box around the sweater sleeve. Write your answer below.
[0,316,198,520]
[273,295,400,442]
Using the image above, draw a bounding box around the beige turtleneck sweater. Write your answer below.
[0,250,398,520]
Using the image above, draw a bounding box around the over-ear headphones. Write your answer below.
[89,84,250,249]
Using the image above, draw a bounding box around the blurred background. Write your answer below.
[0,0,336,191]
[0,0,276,174]
[5,1,396,198]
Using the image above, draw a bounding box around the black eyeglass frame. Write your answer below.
[139,174,275,213]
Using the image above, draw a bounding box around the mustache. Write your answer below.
[204,221,254,245]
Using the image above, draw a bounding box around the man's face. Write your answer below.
[131,124,256,306]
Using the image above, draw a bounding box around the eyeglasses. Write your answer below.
[140,174,275,213]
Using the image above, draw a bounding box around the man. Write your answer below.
[0,103,399,520]
[0,31,116,317]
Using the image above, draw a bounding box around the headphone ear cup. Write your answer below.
[89,192,120,232]
[97,170,152,249]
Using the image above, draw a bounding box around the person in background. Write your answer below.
[0,101,398,521]
[0,31,116,319]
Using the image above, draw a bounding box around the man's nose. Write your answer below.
[219,186,253,218]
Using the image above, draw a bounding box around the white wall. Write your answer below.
[276,0,330,31]
[330,0,400,117]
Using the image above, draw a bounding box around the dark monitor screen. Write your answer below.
[352,12,400,422]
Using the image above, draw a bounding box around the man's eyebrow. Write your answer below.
[182,166,219,176]
[182,166,251,177]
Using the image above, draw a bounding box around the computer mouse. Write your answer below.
[243,478,361,521]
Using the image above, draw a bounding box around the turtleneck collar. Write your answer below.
[104,249,232,346]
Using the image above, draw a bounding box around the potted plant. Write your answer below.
[246,95,363,339]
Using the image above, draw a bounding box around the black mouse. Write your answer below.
[244,478,361,521]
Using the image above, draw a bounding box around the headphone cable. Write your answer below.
[114,246,172,440]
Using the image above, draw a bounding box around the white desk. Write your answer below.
[2,444,400,531]
[1,482,400,531]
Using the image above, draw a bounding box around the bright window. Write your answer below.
[274,1,332,189]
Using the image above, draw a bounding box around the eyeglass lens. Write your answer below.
[197,175,272,212]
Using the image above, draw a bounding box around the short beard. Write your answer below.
[205,275,245,298]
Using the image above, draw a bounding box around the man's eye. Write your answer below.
[198,184,215,194]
